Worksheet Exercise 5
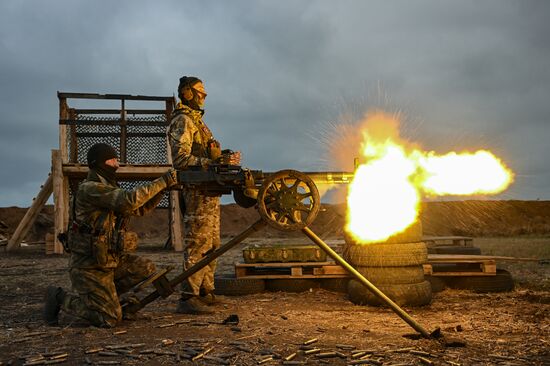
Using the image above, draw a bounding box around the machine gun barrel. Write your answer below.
[282,171,354,185]
[175,165,354,208]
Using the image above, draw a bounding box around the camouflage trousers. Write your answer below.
[181,190,220,298]
[61,254,156,327]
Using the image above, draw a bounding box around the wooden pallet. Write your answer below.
[234,261,347,279]
[424,254,496,276]
[234,254,537,279]
[422,235,474,247]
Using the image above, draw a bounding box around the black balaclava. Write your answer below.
[87,143,118,184]
[178,76,204,112]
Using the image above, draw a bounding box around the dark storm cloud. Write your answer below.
[0,0,548,206]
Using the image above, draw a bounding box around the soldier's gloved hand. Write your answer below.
[208,139,222,161]
[161,168,178,188]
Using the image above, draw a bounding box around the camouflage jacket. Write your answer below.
[68,169,168,269]
[167,103,215,170]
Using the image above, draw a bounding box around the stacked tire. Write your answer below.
[344,221,432,306]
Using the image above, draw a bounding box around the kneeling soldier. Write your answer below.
[43,143,178,327]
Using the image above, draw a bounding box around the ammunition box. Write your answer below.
[242,244,326,263]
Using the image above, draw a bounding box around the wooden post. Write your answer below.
[52,149,67,254]
[120,99,127,163]
[165,100,183,252]
[58,94,69,162]
[6,175,53,251]
[168,192,184,252]
[68,108,78,163]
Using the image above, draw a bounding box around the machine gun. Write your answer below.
[175,164,354,213]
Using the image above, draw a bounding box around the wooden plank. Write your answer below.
[482,262,497,274]
[424,259,497,277]
[63,164,172,179]
[52,150,66,254]
[58,97,68,163]
[236,261,335,268]
[73,132,166,138]
[422,236,474,247]
[120,99,127,164]
[428,271,496,277]
[234,262,348,279]
[72,109,168,115]
[6,175,53,251]
[235,274,348,280]
[428,254,538,262]
[67,108,77,163]
[168,192,184,252]
[423,236,473,241]
[166,132,183,252]
[45,233,55,255]
[57,92,172,101]
[235,266,247,278]
[60,119,167,126]
[313,265,348,276]
[423,264,433,276]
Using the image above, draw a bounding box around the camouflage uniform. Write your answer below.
[62,169,169,327]
[167,102,221,298]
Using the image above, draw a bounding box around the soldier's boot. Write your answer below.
[43,286,66,326]
[176,297,215,315]
[199,293,226,306]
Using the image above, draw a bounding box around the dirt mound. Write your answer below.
[421,200,550,237]
[1,200,550,243]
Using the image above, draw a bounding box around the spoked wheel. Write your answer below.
[257,170,321,231]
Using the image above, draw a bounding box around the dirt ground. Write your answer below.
[0,202,549,365]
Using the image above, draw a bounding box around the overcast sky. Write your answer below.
[0,0,548,207]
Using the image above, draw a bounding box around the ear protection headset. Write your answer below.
[181,85,194,101]
[178,76,202,101]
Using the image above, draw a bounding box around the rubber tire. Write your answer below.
[428,246,482,255]
[354,265,425,285]
[444,269,515,293]
[320,278,350,293]
[214,276,266,296]
[426,276,446,293]
[344,220,423,245]
[343,242,428,267]
[265,279,320,293]
[348,279,432,307]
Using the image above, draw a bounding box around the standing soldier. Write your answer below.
[43,143,178,327]
[167,76,240,314]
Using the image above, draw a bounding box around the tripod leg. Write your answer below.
[123,219,266,314]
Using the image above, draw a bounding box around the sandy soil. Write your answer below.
[1,238,549,366]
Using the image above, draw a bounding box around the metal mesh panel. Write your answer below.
[66,114,168,165]
[65,113,170,208]
[67,116,121,164]
[126,116,168,165]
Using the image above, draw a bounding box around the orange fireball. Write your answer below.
[337,111,514,244]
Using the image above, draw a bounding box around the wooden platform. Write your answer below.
[424,254,496,276]
[422,236,474,247]
[234,254,536,279]
[235,261,348,279]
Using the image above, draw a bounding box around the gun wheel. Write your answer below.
[257,170,321,231]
